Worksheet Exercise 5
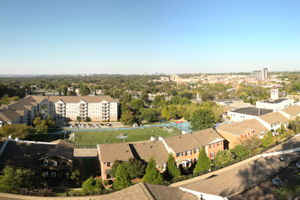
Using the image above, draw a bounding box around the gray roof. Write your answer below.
[230,107,273,116]
[0,140,74,169]
[260,98,289,104]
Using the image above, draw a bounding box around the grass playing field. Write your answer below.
[71,126,181,148]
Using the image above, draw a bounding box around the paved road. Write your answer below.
[172,135,300,198]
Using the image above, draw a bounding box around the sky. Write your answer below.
[0,0,300,75]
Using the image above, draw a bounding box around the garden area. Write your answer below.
[71,126,181,148]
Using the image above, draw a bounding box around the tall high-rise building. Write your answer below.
[261,67,268,81]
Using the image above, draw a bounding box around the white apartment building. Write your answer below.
[0,95,119,126]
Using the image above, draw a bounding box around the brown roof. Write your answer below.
[259,112,289,125]
[104,182,198,200]
[164,128,224,153]
[282,105,300,117]
[98,143,133,163]
[216,119,267,136]
[132,141,169,165]
[31,95,119,103]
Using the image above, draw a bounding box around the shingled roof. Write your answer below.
[105,182,198,200]
[164,128,224,153]
[259,112,289,125]
[281,105,300,117]
[216,119,267,136]
[132,140,169,165]
[31,95,119,103]
[97,143,134,163]
[0,140,74,169]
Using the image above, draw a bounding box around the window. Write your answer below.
[210,152,215,159]
[107,162,111,167]
[51,171,57,178]
[43,159,48,166]
[187,150,191,155]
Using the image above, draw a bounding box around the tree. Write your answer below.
[231,145,250,160]
[129,99,144,112]
[143,157,163,184]
[82,177,103,195]
[213,150,234,168]
[125,158,146,179]
[120,110,137,125]
[242,136,262,155]
[70,169,81,186]
[113,163,132,190]
[153,95,166,108]
[166,154,181,179]
[261,131,274,148]
[0,166,22,193]
[111,160,122,178]
[79,85,91,96]
[0,166,43,193]
[141,109,160,123]
[33,116,54,134]
[193,148,210,174]
[76,116,82,122]
[190,108,217,131]
[0,124,33,139]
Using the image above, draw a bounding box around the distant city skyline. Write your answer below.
[1,0,300,74]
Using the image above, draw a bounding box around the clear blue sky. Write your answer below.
[0,0,299,74]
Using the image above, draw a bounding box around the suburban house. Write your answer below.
[227,107,273,122]
[97,140,169,180]
[279,104,300,120]
[0,95,119,127]
[0,139,74,179]
[160,128,225,168]
[216,119,268,149]
[257,112,289,132]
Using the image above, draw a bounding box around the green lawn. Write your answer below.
[72,127,181,148]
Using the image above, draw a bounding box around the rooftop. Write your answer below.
[164,128,224,153]
[230,107,273,116]
[281,104,300,117]
[216,119,267,136]
[259,112,289,125]
[259,98,289,104]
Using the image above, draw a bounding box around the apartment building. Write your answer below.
[0,139,74,179]
[97,141,169,180]
[0,95,119,126]
[216,119,267,149]
[161,128,225,168]
[97,128,224,180]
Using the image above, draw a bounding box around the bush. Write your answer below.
[81,177,103,195]
[113,163,132,190]
[143,157,163,184]
[213,150,234,168]
[193,148,210,174]
[231,145,250,161]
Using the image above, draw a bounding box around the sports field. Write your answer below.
[71,126,181,148]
